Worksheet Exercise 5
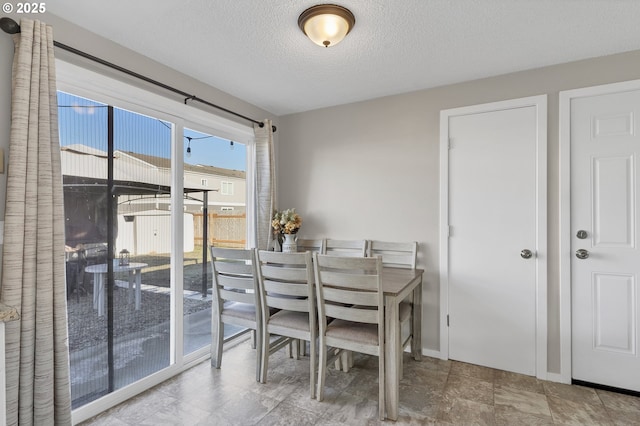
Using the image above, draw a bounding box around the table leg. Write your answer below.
[412,279,423,361]
[135,269,142,310]
[127,270,134,304]
[93,273,99,309]
[385,296,400,421]
[94,274,105,317]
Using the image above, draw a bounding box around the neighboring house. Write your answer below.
[60,144,246,255]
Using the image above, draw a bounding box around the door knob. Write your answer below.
[576,249,589,260]
[520,249,533,259]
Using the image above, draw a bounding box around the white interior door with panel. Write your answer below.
[570,88,640,392]
[440,96,547,378]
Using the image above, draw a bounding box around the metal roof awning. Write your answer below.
[63,175,213,196]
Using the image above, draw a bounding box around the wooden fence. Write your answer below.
[193,212,246,248]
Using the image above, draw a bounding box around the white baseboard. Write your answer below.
[545,372,570,384]
[422,348,441,359]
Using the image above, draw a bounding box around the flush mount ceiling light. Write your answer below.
[298,4,355,48]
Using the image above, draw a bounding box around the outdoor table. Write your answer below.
[85,262,148,317]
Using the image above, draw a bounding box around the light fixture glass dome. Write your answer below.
[298,4,355,48]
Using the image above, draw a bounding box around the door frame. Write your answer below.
[439,95,548,379]
[559,78,640,384]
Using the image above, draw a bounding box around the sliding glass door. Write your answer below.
[59,88,252,411]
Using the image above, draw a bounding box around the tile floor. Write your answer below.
[80,339,640,425]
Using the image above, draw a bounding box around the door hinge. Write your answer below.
[448,139,452,150]
[447,314,449,327]
[448,225,452,237]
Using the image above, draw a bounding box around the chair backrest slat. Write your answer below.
[213,260,255,275]
[317,271,379,291]
[325,304,379,324]
[220,288,255,304]
[265,295,310,312]
[322,287,379,306]
[261,264,309,282]
[216,274,255,291]
[323,239,367,257]
[262,279,310,298]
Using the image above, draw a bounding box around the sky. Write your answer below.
[57,91,247,171]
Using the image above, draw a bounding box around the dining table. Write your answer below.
[85,262,148,317]
[382,266,423,421]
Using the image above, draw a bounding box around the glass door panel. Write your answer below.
[59,91,174,408]
[182,128,247,356]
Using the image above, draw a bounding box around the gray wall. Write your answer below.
[278,49,640,375]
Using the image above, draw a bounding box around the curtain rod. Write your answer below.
[0,17,276,132]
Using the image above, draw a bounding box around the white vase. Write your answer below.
[282,234,297,253]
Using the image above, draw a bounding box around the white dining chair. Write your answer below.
[255,249,317,398]
[368,240,417,269]
[296,238,325,254]
[323,238,367,257]
[313,253,386,420]
[210,247,263,382]
[368,240,418,376]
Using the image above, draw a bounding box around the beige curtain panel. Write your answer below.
[254,119,276,251]
[1,19,72,425]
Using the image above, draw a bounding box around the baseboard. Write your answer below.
[545,372,566,384]
[422,348,441,359]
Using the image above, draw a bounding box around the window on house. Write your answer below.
[201,178,207,186]
[221,181,234,195]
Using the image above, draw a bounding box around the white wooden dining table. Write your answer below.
[382,266,423,421]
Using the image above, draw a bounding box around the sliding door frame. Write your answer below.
[56,59,254,424]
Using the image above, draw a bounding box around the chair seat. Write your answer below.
[222,301,257,321]
[269,310,310,332]
[326,319,379,346]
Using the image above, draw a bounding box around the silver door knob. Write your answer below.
[520,249,533,259]
[576,249,589,260]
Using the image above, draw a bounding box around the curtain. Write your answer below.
[253,119,275,250]
[1,19,72,425]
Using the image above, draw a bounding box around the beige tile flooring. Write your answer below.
[81,339,640,425]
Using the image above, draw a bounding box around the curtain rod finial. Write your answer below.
[0,17,20,34]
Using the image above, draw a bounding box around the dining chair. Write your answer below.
[313,253,386,420]
[368,240,418,376]
[209,247,263,382]
[322,238,367,257]
[296,237,325,254]
[321,238,367,371]
[255,249,317,398]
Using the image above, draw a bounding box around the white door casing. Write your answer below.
[560,82,640,390]
[439,96,547,378]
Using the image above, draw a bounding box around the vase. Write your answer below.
[282,233,297,253]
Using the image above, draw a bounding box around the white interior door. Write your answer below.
[443,97,546,377]
[571,89,640,392]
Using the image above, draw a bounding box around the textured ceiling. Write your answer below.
[47,0,640,116]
